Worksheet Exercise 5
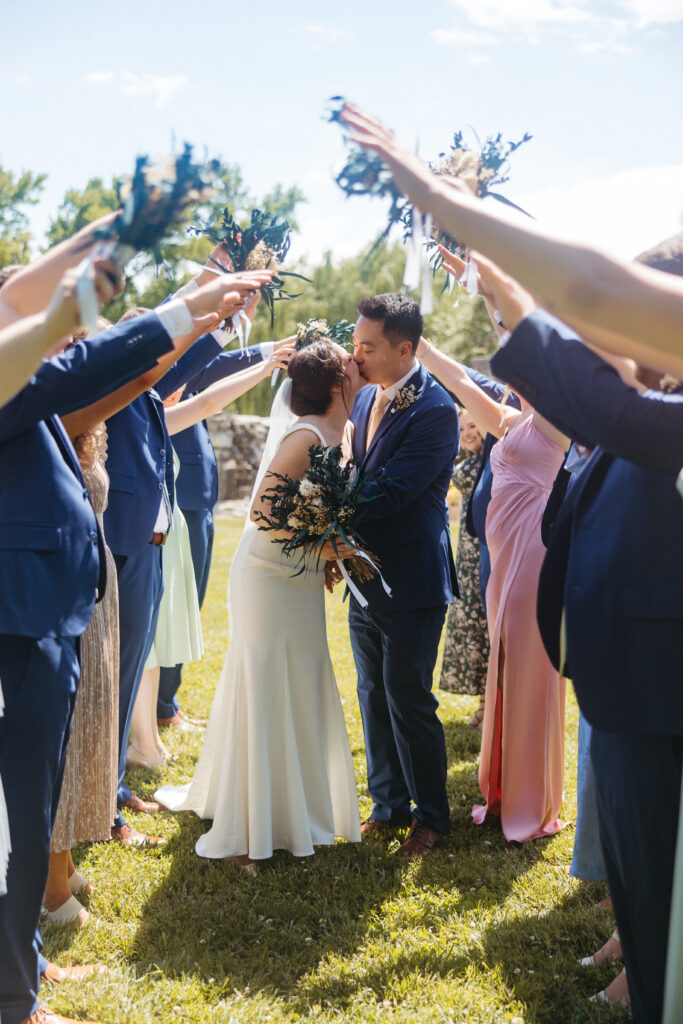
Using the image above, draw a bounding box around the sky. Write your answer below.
[2,0,683,268]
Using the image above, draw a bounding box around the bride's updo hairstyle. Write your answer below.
[288,339,345,415]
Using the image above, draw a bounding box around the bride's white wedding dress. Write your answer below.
[156,421,360,860]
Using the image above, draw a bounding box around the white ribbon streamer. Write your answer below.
[420,213,434,316]
[336,551,392,610]
[75,241,136,337]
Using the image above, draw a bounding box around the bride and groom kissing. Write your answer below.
[157,291,460,868]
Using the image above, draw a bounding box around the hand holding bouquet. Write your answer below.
[253,443,391,606]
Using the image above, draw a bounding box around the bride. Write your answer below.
[157,338,363,866]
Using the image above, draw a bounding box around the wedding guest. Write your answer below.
[418,337,569,842]
[439,411,490,729]
[43,420,118,926]
[0,261,197,1024]
[347,294,460,857]
[484,256,683,1023]
[339,105,683,378]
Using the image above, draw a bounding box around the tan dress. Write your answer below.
[51,427,119,851]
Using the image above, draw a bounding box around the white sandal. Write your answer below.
[579,928,621,967]
[67,868,91,896]
[41,895,89,925]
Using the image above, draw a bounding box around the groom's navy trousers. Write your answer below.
[349,364,459,836]
[349,599,450,833]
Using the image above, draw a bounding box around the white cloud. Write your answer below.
[468,53,493,65]
[448,0,596,32]
[431,28,500,47]
[0,72,31,84]
[84,71,114,85]
[435,0,683,53]
[301,23,352,42]
[83,71,187,107]
[616,0,683,28]
[516,164,683,261]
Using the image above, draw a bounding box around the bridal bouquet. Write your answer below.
[77,144,219,331]
[188,207,309,326]
[327,96,531,266]
[254,444,389,597]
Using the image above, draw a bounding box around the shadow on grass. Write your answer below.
[479,891,631,1024]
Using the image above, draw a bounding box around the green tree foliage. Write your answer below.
[0,163,47,266]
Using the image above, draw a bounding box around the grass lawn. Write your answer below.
[45,519,630,1024]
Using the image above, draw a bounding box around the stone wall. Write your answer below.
[207,411,269,503]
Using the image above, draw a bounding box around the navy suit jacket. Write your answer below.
[491,310,683,735]
[172,345,263,512]
[103,329,236,555]
[0,315,174,638]
[350,362,460,613]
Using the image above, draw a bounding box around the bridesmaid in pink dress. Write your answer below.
[418,336,569,842]
[472,413,566,841]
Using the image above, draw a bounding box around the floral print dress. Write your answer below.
[439,451,490,695]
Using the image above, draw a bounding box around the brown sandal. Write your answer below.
[468,699,485,729]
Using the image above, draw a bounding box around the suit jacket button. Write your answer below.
[160,448,166,457]
[83,489,88,499]
[158,482,164,490]
[89,531,97,542]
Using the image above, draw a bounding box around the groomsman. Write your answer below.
[0,264,205,1024]
[487,266,683,1024]
[348,293,459,857]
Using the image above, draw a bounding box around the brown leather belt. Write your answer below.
[149,532,167,546]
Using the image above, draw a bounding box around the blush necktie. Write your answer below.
[366,390,392,451]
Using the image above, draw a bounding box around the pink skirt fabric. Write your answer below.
[472,416,566,842]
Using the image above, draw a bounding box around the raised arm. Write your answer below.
[0,259,120,408]
[418,338,521,439]
[164,343,293,435]
[60,272,261,438]
[0,212,117,328]
[340,104,683,372]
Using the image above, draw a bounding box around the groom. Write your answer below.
[348,293,459,857]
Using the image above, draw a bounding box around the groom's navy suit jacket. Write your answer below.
[0,314,174,638]
[350,362,460,614]
[491,311,683,735]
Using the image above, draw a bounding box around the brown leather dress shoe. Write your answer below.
[43,962,107,983]
[118,792,161,814]
[393,820,443,859]
[20,1005,102,1024]
[360,816,412,837]
[110,823,165,847]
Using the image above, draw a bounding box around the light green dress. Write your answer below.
[145,450,203,669]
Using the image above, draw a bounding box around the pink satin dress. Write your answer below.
[472,414,566,842]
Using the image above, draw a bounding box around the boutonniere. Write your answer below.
[391,383,418,413]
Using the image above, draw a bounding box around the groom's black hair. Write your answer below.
[357,293,422,353]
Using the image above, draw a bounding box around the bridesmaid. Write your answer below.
[43,422,119,923]
[439,410,489,727]
[418,338,569,842]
